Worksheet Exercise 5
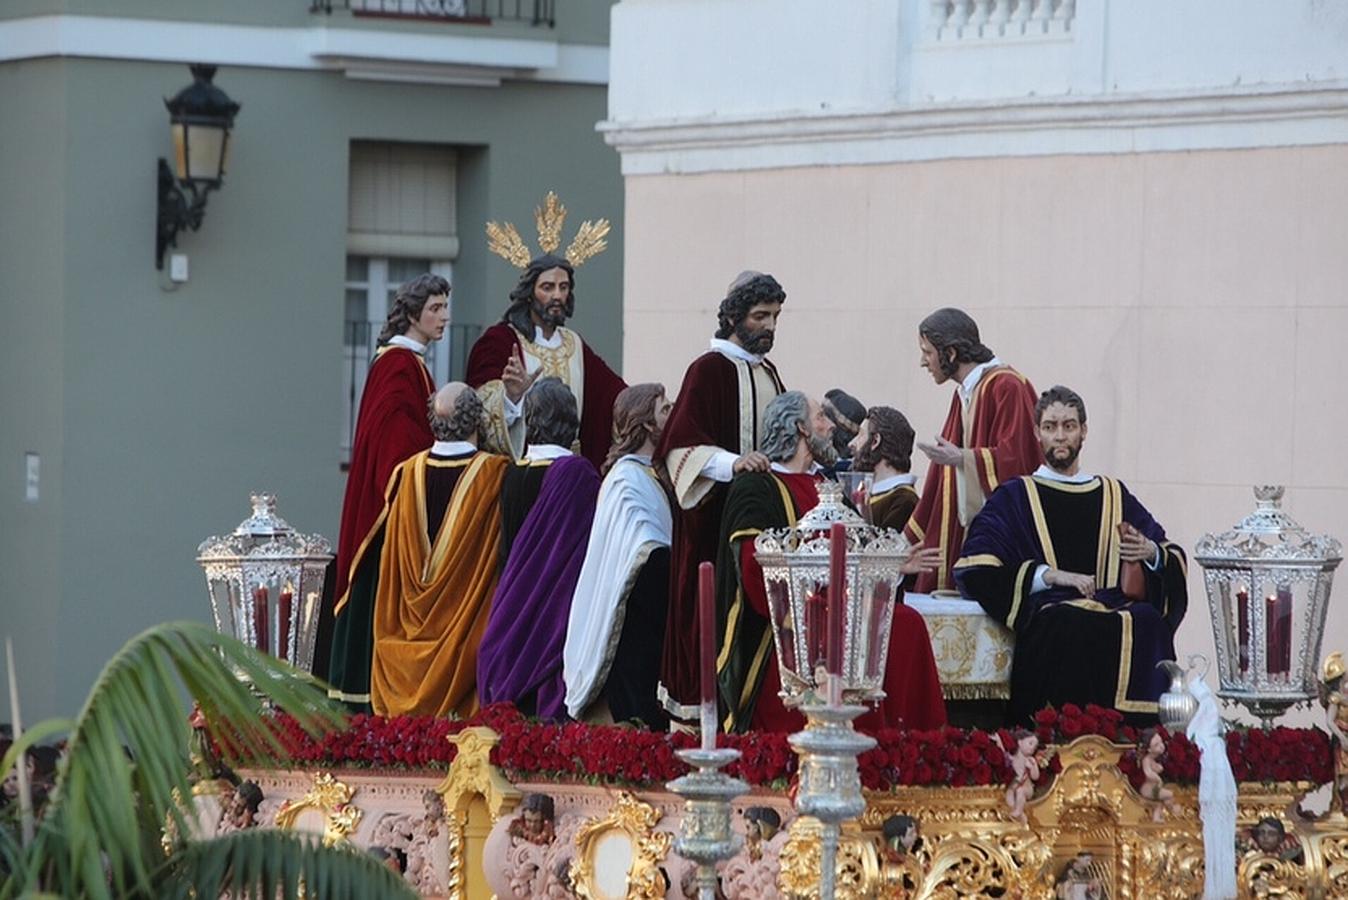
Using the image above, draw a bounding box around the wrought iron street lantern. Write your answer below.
[157,64,241,269]
[196,493,332,671]
[754,479,909,706]
[1194,486,1341,726]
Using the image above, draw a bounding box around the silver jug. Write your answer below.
[1156,655,1207,732]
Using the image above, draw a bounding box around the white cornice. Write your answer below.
[600,81,1348,174]
[0,14,607,86]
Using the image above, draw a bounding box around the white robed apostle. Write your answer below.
[563,384,673,727]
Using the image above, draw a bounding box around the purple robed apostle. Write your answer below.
[478,453,600,720]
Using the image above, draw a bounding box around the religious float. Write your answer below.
[192,487,1348,898]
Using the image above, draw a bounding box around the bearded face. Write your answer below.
[849,420,881,472]
[529,265,572,329]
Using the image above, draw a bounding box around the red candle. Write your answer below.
[278,586,293,662]
[1267,588,1293,676]
[1236,589,1250,673]
[252,585,269,653]
[827,523,846,677]
[698,562,716,706]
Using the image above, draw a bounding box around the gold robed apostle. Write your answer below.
[370,449,509,718]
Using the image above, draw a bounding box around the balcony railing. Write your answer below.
[930,0,1074,41]
[311,0,554,27]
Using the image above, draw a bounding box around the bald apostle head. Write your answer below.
[427,382,484,445]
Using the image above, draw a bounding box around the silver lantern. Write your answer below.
[754,479,909,706]
[1194,485,1341,726]
[196,493,333,671]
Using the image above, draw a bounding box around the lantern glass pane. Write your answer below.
[185,124,226,183]
[171,123,189,180]
[767,577,797,677]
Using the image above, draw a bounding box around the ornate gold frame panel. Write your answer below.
[437,726,522,900]
[273,772,362,847]
[778,818,881,899]
[569,791,673,900]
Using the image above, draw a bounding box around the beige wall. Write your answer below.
[622,144,1348,729]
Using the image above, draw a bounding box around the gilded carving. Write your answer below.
[569,791,672,900]
[273,772,361,847]
[777,818,878,899]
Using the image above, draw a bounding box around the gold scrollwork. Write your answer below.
[569,791,672,900]
[777,818,879,899]
[1238,850,1307,899]
[273,772,362,847]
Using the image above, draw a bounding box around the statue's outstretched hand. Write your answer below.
[916,436,963,467]
[501,345,541,404]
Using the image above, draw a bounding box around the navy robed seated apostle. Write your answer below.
[953,385,1188,726]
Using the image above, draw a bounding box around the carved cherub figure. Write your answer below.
[508,792,557,846]
[1055,852,1103,900]
[218,780,263,833]
[1237,816,1304,863]
[1319,651,1348,816]
[1000,729,1042,824]
[743,806,782,862]
[1137,728,1179,822]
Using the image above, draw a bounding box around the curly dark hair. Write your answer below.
[715,271,786,339]
[603,383,665,475]
[524,377,579,449]
[855,405,915,473]
[882,814,917,843]
[428,386,484,442]
[1034,384,1087,426]
[504,254,576,335]
[376,273,450,344]
[919,308,994,378]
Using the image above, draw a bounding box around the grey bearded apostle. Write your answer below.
[954,385,1188,725]
[563,384,674,728]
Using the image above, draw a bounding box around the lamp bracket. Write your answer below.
[156,159,215,270]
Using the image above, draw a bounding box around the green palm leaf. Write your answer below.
[153,827,417,900]
[1,620,366,900]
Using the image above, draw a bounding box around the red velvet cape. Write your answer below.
[654,350,785,705]
[331,347,435,616]
[464,323,625,472]
[903,366,1040,594]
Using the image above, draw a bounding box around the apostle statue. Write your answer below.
[904,308,1041,593]
[848,405,920,531]
[338,383,510,718]
[478,379,601,719]
[320,273,448,684]
[716,391,947,733]
[820,388,866,475]
[954,385,1188,725]
[655,271,788,711]
[467,194,625,471]
[563,384,674,728]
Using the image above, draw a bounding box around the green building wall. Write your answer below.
[0,27,622,722]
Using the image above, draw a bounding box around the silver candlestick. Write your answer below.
[667,747,749,900]
[788,687,876,899]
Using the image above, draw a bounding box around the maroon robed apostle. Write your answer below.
[320,274,448,684]
[655,272,787,707]
[903,308,1040,594]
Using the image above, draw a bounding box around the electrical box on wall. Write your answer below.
[169,253,189,283]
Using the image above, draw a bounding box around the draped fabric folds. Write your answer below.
[369,452,509,718]
[563,456,673,720]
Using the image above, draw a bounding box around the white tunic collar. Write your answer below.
[430,440,476,457]
[872,473,917,494]
[1032,464,1095,483]
[526,443,572,461]
[710,337,765,366]
[531,327,564,349]
[959,356,1002,403]
[387,334,427,354]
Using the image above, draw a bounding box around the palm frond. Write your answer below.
[154,828,418,900]
[5,620,345,900]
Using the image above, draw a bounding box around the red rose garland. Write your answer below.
[204,702,1332,791]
